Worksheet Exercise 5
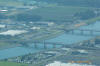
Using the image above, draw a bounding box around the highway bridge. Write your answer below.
[56,28,100,36]
[0,40,71,49]
[33,41,70,49]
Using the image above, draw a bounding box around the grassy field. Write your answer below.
[0,0,94,22]
[86,16,100,24]
[0,42,11,47]
[28,6,94,22]
[0,41,19,50]
[0,61,28,66]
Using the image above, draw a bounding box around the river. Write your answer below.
[0,21,100,60]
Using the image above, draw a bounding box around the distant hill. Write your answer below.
[36,0,100,8]
[1,0,100,8]
[0,0,23,6]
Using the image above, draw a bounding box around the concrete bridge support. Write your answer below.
[34,42,38,48]
[53,44,56,48]
[90,30,93,35]
[33,41,67,49]
[80,30,84,35]
[71,30,74,34]
[61,45,65,48]
[44,42,47,49]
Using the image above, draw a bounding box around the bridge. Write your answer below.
[33,41,70,49]
[68,29,100,36]
[56,28,100,36]
[31,28,100,48]
[0,40,71,49]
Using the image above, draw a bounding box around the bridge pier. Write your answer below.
[80,30,84,35]
[34,42,38,48]
[33,41,68,49]
[90,30,93,35]
[61,45,65,48]
[44,42,47,49]
[53,44,56,48]
[71,30,74,34]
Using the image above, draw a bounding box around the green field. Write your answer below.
[86,16,100,24]
[0,0,94,22]
[0,41,16,50]
[0,61,28,66]
[28,6,94,22]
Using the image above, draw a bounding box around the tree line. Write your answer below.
[0,13,42,22]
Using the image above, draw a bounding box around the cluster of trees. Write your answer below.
[0,35,12,39]
[0,11,42,22]
[10,13,42,22]
[0,12,42,22]
[74,10,96,20]
[0,13,8,20]
[36,0,100,7]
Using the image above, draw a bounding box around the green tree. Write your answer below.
[0,13,7,20]
[10,13,42,22]
[74,10,96,20]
